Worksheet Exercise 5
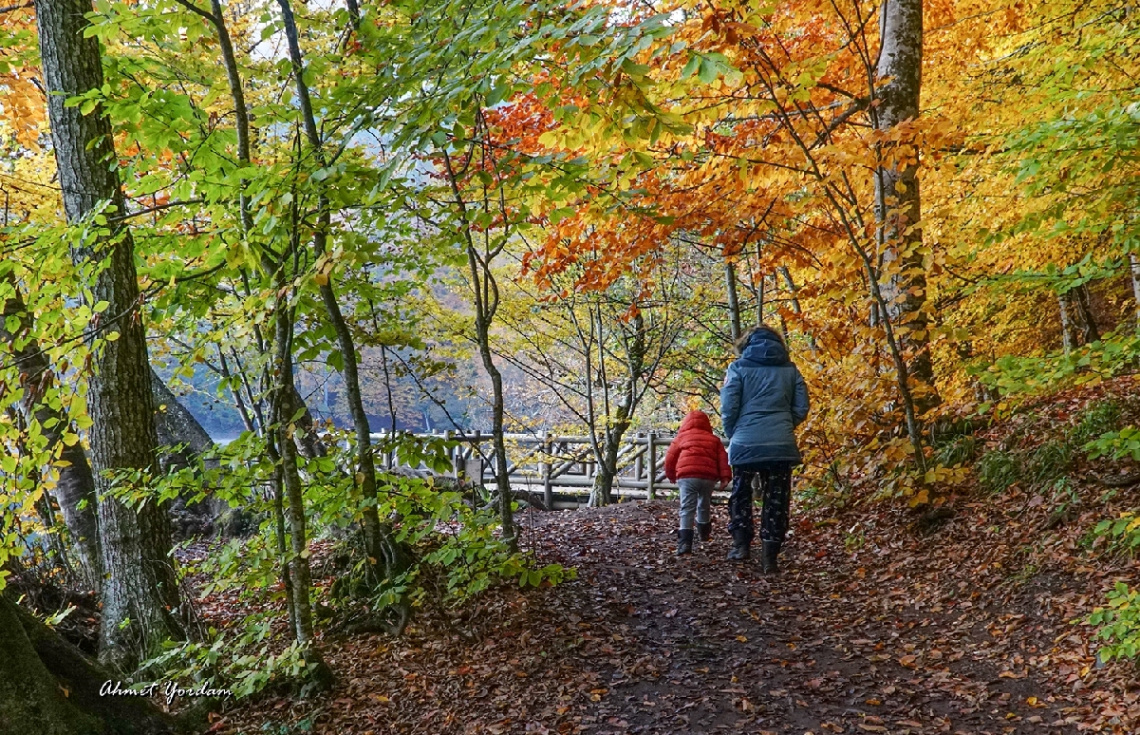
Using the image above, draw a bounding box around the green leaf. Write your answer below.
[682,53,702,79]
[486,83,511,107]
[698,58,719,84]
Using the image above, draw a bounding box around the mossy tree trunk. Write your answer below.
[0,595,177,735]
[34,0,187,670]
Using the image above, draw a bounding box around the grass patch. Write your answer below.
[978,449,1021,494]
[1074,399,1123,445]
[1027,439,1075,486]
[935,434,977,466]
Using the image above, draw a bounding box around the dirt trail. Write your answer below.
[535,502,1080,735]
[225,499,1122,735]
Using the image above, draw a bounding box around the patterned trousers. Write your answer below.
[727,462,793,545]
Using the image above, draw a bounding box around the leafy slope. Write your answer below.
[214,390,1140,735]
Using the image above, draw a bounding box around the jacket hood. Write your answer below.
[680,410,712,432]
[741,329,789,366]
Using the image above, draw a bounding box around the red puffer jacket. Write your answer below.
[664,411,732,484]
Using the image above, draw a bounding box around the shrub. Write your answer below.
[1093,511,1140,554]
[1089,582,1140,663]
[136,429,574,700]
[1085,515,1140,663]
[1074,399,1123,444]
[1085,426,1140,462]
[141,624,316,698]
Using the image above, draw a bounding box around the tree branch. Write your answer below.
[170,0,217,23]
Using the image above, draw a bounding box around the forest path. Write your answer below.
[227,500,1105,735]
[533,502,1079,735]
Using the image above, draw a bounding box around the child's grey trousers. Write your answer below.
[677,478,715,529]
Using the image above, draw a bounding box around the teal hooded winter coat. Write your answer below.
[720,329,810,466]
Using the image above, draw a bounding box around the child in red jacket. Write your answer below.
[664,410,732,555]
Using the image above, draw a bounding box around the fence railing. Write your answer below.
[371,431,716,508]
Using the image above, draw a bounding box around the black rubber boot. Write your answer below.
[726,530,751,561]
[676,529,694,555]
[697,522,712,543]
[761,541,780,574]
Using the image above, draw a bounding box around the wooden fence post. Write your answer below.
[464,456,483,508]
[473,429,482,477]
[634,432,644,492]
[647,432,657,501]
[542,431,553,511]
[586,439,595,487]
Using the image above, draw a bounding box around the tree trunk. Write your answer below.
[438,141,516,547]
[216,348,256,433]
[0,594,180,735]
[755,269,765,327]
[35,0,186,670]
[724,258,742,343]
[283,386,326,458]
[202,0,256,234]
[1,277,101,588]
[589,433,621,507]
[874,0,939,413]
[318,282,410,580]
[271,278,332,687]
[345,0,361,29]
[1058,291,1077,354]
[1058,286,1099,352]
[778,266,819,352]
[587,311,644,507]
[1073,283,1099,345]
[185,1,326,463]
[150,369,226,537]
[275,0,399,578]
[262,434,299,639]
[150,369,215,467]
[482,341,516,543]
[860,253,928,474]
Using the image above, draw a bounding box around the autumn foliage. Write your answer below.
[0,0,1138,731]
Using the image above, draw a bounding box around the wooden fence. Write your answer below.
[372,431,719,509]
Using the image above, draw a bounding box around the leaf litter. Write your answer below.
[213,471,1138,734]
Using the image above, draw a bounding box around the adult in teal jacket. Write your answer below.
[720,325,810,571]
